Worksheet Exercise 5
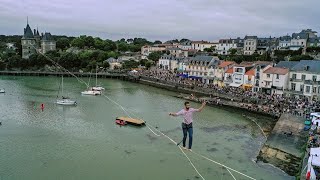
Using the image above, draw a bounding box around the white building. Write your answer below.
[191,41,215,51]
[214,61,235,86]
[252,62,273,93]
[185,55,219,83]
[179,41,192,50]
[278,35,291,49]
[158,54,182,71]
[216,39,237,55]
[243,36,258,55]
[106,57,122,70]
[287,60,320,100]
[225,62,255,87]
[261,67,290,95]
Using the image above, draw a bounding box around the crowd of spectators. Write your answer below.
[134,70,320,117]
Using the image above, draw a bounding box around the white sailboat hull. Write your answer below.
[56,99,77,105]
[0,89,5,93]
[81,90,101,95]
[92,86,105,91]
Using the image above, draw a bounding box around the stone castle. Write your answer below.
[21,20,56,59]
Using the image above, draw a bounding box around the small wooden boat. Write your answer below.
[115,119,127,126]
[116,117,145,126]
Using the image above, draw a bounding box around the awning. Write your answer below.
[189,76,202,79]
[243,84,253,87]
[229,83,242,87]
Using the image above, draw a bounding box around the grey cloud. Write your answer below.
[0,0,319,41]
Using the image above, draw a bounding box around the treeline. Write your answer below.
[0,34,162,71]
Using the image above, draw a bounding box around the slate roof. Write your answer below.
[23,24,34,39]
[292,32,308,39]
[291,60,320,73]
[275,61,299,70]
[42,32,54,41]
[279,35,291,41]
[244,36,257,39]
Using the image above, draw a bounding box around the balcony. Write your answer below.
[245,80,252,84]
[224,78,233,83]
[304,80,320,85]
[286,89,303,95]
[290,78,303,82]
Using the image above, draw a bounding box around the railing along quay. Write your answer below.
[0,71,127,79]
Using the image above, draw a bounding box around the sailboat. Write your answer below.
[91,65,105,91]
[0,89,5,93]
[81,72,101,95]
[56,76,77,105]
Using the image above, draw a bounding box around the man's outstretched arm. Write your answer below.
[197,101,206,112]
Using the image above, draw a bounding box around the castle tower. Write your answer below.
[21,18,37,59]
[41,32,56,54]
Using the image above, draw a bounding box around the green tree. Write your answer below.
[154,40,162,44]
[147,52,162,62]
[145,61,152,69]
[84,36,95,48]
[56,38,70,50]
[117,42,129,52]
[122,60,139,69]
[228,48,237,55]
[290,55,314,61]
[71,36,85,48]
[102,61,110,68]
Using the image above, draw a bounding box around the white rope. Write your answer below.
[30,47,256,180]
[30,45,89,87]
[102,92,256,180]
[227,168,237,180]
[178,145,205,180]
[190,151,256,180]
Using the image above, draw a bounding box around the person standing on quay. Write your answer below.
[169,101,206,151]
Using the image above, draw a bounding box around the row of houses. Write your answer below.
[158,55,320,100]
[142,29,319,58]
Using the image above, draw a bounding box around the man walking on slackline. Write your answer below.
[169,101,206,151]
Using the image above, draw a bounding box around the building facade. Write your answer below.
[243,36,258,55]
[21,21,56,59]
[287,60,320,100]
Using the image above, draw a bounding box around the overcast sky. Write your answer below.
[0,0,319,41]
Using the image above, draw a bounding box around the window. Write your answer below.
[306,86,311,93]
[313,75,317,81]
[300,85,304,91]
[267,74,270,78]
[313,87,317,93]
[266,82,270,86]
[302,42,304,45]
[291,83,296,90]
[252,42,254,45]
[292,74,297,79]
[318,87,320,94]
[276,74,279,79]
[249,42,251,45]
[249,47,251,50]
[302,74,306,80]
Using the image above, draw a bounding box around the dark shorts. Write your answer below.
[182,122,193,129]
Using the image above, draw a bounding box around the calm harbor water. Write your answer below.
[0,76,293,180]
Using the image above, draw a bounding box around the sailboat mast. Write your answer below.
[96,65,98,87]
[62,75,64,95]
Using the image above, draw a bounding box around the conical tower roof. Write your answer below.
[23,23,34,39]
